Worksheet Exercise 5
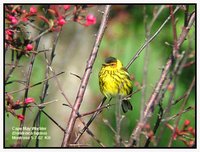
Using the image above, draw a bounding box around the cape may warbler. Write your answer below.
[99,57,133,113]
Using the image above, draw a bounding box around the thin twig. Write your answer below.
[103,118,117,134]
[61,5,111,147]
[26,20,43,32]
[7,72,64,94]
[24,102,65,147]
[162,106,194,122]
[125,6,180,70]
[35,27,62,147]
[6,79,26,85]
[82,129,105,147]
[184,5,189,27]
[183,61,195,68]
[170,5,178,57]
[70,72,82,80]
[168,76,195,147]
[172,93,188,105]
[77,103,113,118]
[176,11,195,50]
[103,118,126,147]
[38,107,66,132]
[5,53,23,83]
[5,63,23,67]
[73,97,107,144]
[156,51,186,110]
[144,102,163,147]
[115,96,122,146]
[30,28,51,43]
[139,5,165,146]
[16,34,42,147]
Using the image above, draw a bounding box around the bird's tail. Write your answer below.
[121,100,133,113]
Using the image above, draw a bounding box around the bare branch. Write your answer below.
[169,5,178,57]
[7,72,64,94]
[16,35,42,147]
[139,5,165,146]
[70,72,82,80]
[61,5,111,147]
[115,96,123,146]
[35,27,62,147]
[125,6,180,70]
[5,53,23,83]
[78,103,113,118]
[73,97,107,144]
[162,106,194,122]
[144,103,163,147]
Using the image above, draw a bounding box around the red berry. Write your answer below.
[58,18,66,26]
[188,126,193,132]
[24,97,35,104]
[11,17,18,24]
[5,29,13,36]
[7,14,15,21]
[22,17,28,22]
[85,14,96,26]
[22,9,27,14]
[26,44,33,51]
[30,6,37,14]
[184,119,190,126]
[17,114,25,121]
[188,126,195,136]
[63,5,70,10]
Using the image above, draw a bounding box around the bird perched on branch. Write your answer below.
[99,56,133,113]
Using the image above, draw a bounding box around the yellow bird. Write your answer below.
[99,57,133,113]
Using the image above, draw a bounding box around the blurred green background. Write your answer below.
[5,5,195,147]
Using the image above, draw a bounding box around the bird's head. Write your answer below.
[102,57,123,70]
